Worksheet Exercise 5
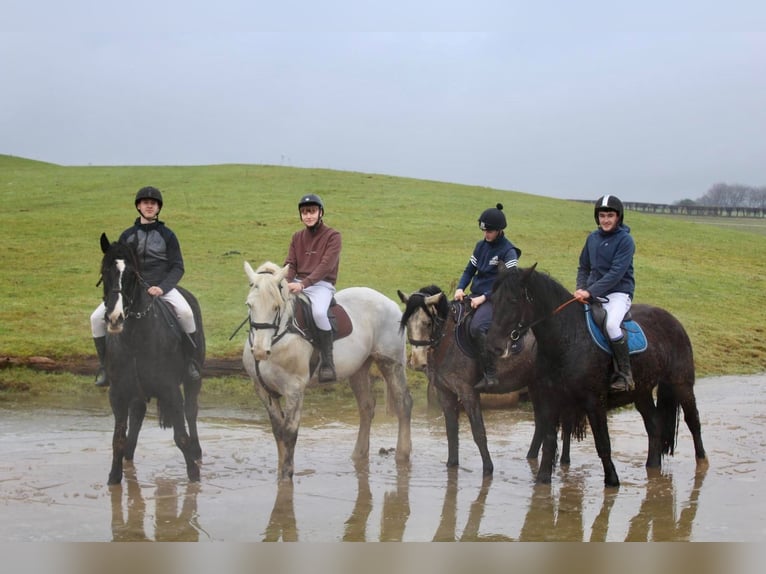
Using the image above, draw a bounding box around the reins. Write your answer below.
[510,294,580,341]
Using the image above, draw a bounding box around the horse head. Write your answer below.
[244,260,292,361]
[487,264,539,356]
[99,232,141,334]
[397,285,448,371]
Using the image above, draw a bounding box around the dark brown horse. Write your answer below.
[398,285,536,476]
[488,265,707,487]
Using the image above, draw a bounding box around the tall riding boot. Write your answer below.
[93,336,108,387]
[182,333,202,382]
[474,332,499,391]
[609,337,635,392]
[316,329,337,383]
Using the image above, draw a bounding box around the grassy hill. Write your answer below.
[1,154,764,377]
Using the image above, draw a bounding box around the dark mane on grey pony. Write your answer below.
[398,284,448,334]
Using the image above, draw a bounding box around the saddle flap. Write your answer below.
[293,296,353,343]
[584,304,647,355]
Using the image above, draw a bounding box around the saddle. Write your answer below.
[585,303,647,355]
[451,301,480,359]
[292,295,354,345]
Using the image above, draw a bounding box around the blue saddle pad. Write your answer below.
[584,304,648,355]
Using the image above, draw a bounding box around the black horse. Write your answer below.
[488,265,707,487]
[99,233,205,485]
[398,285,536,476]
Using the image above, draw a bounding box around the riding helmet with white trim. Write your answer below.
[594,195,624,225]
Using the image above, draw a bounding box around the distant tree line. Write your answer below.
[677,183,766,208]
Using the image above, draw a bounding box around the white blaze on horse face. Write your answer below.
[106,259,126,333]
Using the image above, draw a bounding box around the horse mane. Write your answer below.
[494,265,573,311]
[399,284,448,333]
[250,261,290,308]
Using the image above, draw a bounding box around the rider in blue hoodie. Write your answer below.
[454,203,521,391]
[574,195,636,393]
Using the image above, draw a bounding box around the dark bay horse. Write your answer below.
[99,233,205,485]
[488,265,707,487]
[398,285,537,476]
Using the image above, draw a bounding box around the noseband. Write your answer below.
[407,294,446,349]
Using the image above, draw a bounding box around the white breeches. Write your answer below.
[597,292,632,341]
[301,280,336,331]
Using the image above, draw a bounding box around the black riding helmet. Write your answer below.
[298,193,325,219]
[478,203,507,231]
[135,186,163,213]
[594,195,624,225]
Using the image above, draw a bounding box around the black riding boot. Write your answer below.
[183,333,202,382]
[474,333,499,391]
[609,336,635,392]
[93,336,108,387]
[316,329,337,383]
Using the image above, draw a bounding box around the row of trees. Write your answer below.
[677,183,766,208]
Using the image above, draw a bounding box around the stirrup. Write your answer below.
[317,365,337,383]
[609,377,634,393]
[187,361,201,382]
[475,374,499,392]
[94,368,108,387]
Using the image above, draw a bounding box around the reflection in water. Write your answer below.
[109,465,203,542]
[263,461,412,542]
[343,462,373,541]
[625,464,708,542]
[263,481,297,542]
[433,470,512,542]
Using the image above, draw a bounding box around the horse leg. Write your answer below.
[183,377,203,461]
[161,386,201,482]
[377,358,413,463]
[460,386,494,477]
[251,379,296,481]
[525,385,544,460]
[348,361,375,462]
[276,392,304,481]
[680,393,707,462]
[536,405,560,485]
[584,403,619,488]
[634,391,663,468]
[560,419,572,466]
[123,397,146,461]
[669,382,707,462]
[435,385,461,469]
[108,396,129,485]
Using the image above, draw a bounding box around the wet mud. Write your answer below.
[0,374,764,541]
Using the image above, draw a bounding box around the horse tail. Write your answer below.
[657,381,680,456]
[156,399,173,430]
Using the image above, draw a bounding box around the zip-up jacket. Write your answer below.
[576,223,635,299]
[118,218,185,294]
[285,220,341,287]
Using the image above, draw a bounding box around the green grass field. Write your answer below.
[1,154,765,385]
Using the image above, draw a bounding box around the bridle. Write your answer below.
[103,258,156,322]
[406,294,447,349]
[245,272,293,348]
[504,287,580,341]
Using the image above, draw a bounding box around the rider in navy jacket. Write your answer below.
[454,203,521,391]
[575,194,636,393]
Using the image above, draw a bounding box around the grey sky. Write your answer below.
[2,1,764,203]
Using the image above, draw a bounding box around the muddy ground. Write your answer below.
[0,372,764,541]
